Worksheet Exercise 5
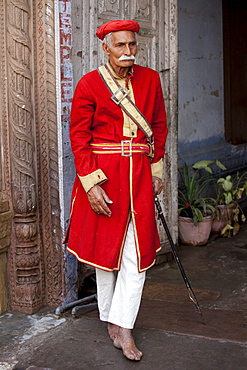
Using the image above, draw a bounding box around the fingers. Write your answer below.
[152,176,164,195]
[87,185,113,216]
[102,192,113,205]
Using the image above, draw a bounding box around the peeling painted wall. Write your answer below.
[177,0,247,174]
[59,0,78,304]
[178,0,224,152]
[59,0,75,226]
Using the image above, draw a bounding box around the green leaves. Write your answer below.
[217,176,233,192]
[224,192,233,205]
[217,172,247,206]
[217,176,233,204]
[178,162,216,225]
[193,160,214,174]
[215,159,227,171]
[179,159,247,231]
[188,159,247,237]
[193,159,226,174]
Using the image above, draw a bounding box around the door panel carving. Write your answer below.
[35,0,64,307]
[99,0,121,15]
[133,0,152,20]
[5,0,43,313]
[0,0,64,313]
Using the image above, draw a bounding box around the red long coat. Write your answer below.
[66,64,168,272]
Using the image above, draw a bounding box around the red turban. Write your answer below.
[96,20,140,40]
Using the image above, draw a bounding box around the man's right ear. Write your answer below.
[102,43,110,56]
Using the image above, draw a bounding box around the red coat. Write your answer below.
[66,64,168,272]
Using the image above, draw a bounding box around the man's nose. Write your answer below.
[124,44,131,55]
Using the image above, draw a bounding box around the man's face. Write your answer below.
[102,30,137,72]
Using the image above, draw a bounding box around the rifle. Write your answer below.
[154,195,206,324]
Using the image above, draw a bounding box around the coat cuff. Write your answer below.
[151,159,163,180]
[78,169,108,193]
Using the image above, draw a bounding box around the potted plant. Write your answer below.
[178,162,217,246]
[193,160,247,237]
[213,172,247,236]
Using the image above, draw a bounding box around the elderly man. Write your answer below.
[66,20,168,361]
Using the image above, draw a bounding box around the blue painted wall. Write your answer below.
[178,0,247,171]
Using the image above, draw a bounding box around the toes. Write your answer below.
[124,349,142,361]
[136,351,143,360]
[125,352,135,361]
[123,349,135,361]
[112,328,143,361]
[133,350,142,361]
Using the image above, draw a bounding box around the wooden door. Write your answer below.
[223,0,247,144]
[71,0,178,249]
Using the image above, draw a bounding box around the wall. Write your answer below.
[59,0,78,304]
[178,0,224,156]
[59,0,75,226]
[178,0,247,170]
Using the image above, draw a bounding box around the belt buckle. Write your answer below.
[111,87,129,105]
[121,140,132,157]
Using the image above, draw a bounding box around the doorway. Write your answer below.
[223,0,247,144]
[67,0,178,299]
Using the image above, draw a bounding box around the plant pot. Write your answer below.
[211,203,235,234]
[178,216,212,246]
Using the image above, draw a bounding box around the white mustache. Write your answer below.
[118,54,136,61]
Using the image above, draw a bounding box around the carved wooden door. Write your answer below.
[0,0,65,313]
[71,0,178,249]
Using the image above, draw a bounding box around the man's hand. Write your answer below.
[152,176,164,195]
[87,185,113,217]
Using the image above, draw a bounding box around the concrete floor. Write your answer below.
[0,223,247,370]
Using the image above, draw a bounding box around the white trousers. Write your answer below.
[95,221,146,329]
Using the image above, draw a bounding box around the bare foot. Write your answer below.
[108,323,120,341]
[113,327,143,361]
